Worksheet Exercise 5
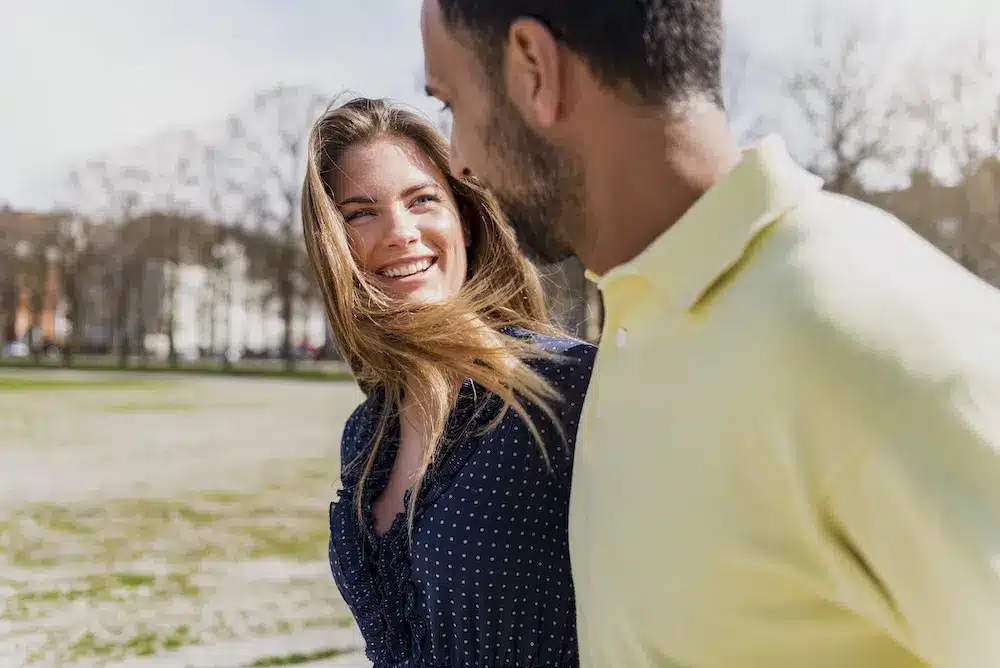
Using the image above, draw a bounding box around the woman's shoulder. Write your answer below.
[342,398,372,440]
[340,394,379,475]
[507,327,596,359]
[506,328,597,408]
[506,329,595,460]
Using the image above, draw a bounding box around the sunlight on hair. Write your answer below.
[301,97,576,534]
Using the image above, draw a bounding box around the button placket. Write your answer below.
[591,275,640,422]
[593,318,624,421]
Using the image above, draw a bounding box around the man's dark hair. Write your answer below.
[437,0,725,108]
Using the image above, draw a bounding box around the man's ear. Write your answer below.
[504,17,563,130]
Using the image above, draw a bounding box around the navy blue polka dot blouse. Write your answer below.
[328,329,596,667]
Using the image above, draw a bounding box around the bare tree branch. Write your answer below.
[783,10,917,193]
[225,85,329,369]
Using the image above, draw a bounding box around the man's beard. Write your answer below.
[483,99,584,265]
[493,188,574,265]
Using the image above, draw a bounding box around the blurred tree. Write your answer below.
[226,86,329,369]
[782,10,917,194]
[920,37,1000,277]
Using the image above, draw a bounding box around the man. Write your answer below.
[421,1,1000,667]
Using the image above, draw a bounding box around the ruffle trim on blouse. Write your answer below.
[333,375,504,666]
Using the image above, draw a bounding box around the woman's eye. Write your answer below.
[344,209,375,224]
[410,193,440,208]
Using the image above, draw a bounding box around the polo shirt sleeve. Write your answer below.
[822,339,1000,666]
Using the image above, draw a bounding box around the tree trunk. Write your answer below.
[30,283,44,365]
[222,271,234,370]
[62,277,79,368]
[280,272,294,371]
[167,232,180,369]
[167,276,178,368]
[29,322,41,364]
[3,280,17,347]
[210,262,220,363]
[135,261,148,368]
[279,240,295,372]
[116,264,130,369]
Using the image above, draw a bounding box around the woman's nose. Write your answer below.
[383,209,420,247]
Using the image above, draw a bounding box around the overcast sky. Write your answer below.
[1,0,997,210]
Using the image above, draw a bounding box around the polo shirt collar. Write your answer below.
[588,135,823,311]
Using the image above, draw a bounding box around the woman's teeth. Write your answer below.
[380,258,433,278]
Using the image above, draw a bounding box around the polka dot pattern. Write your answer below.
[328,329,596,667]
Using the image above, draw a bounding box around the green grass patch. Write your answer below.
[162,624,197,651]
[243,505,322,521]
[0,357,353,382]
[104,400,198,413]
[246,647,348,667]
[67,624,200,662]
[4,496,330,567]
[26,498,221,530]
[114,572,157,588]
[200,489,254,504]
[164,571,202,597]
[68,632,117,660]
[116,498,222,525]
[232,521,329,561]
[11,571,200,610]
[122,629,159,656]
[30,504,98,534]
[303,616,355,629]
[0,375,157,392]
[3,500,227,566]
[300,467,332,482]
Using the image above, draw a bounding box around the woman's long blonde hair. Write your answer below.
[301,97,565,530]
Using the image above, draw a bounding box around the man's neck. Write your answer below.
[577,104,741,277]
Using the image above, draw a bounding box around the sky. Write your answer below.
[1,0,997,210]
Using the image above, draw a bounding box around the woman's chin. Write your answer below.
[376,272,461,306]
[384,283,444,306]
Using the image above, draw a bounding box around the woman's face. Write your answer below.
[333,135,469,305]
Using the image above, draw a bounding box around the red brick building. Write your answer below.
[1,210,65,347]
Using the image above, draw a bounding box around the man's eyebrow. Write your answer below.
[424,84,440,99]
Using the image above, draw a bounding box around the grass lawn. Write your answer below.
[0,356,354,383]
[0,370,365,666]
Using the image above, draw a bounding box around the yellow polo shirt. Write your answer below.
[570,135,1000,667]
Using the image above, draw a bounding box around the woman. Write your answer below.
[301,96,595,667]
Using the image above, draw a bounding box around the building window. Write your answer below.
[936,217,960,240]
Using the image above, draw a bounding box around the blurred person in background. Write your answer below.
[301,97,594,668]
[421,0,1000,666]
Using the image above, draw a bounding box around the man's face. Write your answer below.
[421,0,584,265]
